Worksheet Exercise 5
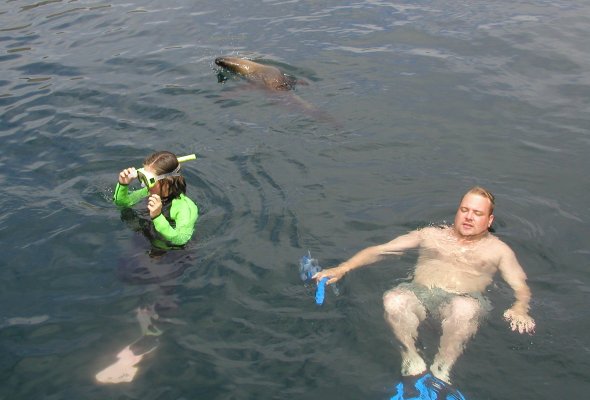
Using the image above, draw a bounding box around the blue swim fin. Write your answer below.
[390,373,467,400]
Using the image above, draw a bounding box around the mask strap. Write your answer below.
[154,165,181,182]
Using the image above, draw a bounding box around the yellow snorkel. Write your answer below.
[177,154,197,163]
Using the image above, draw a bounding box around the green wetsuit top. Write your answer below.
[113,183,198,246]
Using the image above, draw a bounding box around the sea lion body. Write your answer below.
[215,57,297,91]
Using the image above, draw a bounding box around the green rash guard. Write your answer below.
[113,183,198,246]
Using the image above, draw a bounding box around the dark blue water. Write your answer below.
[1,1,589,399]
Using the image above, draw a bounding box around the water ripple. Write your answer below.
[1,1,589,399]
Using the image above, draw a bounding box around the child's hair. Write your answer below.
[144,151,187,199]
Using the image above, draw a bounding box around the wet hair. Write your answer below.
[143,151,186,199]
[464,186,495,214]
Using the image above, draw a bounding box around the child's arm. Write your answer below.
[113,183,149,207]
[152,195,199,246]
[113,167,148,207]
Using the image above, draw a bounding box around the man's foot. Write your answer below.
[401,354,427,376]
[430,362,451,384]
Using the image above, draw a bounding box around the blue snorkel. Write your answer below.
[299,251,338,305]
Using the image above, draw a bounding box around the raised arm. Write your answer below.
[497,243,536,334]
[314,230,422,285]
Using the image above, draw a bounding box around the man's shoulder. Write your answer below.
[483,233,513,253]
[418,224,451,236]
[411,225,451,245]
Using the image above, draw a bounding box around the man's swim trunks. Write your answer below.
[391,282,492,320]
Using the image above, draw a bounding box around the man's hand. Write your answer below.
[313,266,349,286]
[118,167,137,185]
[503,307,535,334]
[147,194,162,219]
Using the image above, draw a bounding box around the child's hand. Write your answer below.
[147,194,162,219]
[118,167,137,185]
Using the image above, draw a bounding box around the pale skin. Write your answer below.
[314,192,535,383]
[118,165,169,219]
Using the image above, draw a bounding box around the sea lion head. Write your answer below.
[215,57,258,75]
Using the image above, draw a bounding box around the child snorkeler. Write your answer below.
[96,151,198,384]
[114,151,198,247]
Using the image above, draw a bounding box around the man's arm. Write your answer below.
[497,243,536,334]
[314,229,422,285]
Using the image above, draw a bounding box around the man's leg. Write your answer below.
[431,296,483,383]
[383,288,428,376]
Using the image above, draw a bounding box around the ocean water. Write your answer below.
[1,1,589,399]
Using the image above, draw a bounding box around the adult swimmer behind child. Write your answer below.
[96,151,198,384]
[313,187,535,386]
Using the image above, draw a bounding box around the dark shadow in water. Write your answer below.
[115,207,197,308]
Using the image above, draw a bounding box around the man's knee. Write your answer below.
[443,296,483,322]
[383,289,424,318]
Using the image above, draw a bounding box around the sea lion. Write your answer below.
[215,56,298,91]
[215,56,340,127]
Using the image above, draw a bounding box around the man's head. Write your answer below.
[454,186,495,239]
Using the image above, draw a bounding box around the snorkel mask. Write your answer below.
[137,154,197,189]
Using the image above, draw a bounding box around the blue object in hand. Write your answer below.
[300,251,333,305]
[315,277,328,305]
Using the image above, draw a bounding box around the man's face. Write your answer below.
[454,193,494,238]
